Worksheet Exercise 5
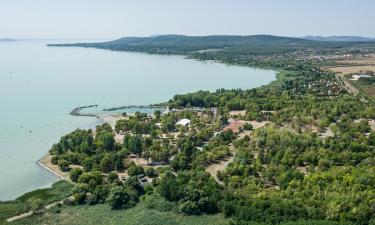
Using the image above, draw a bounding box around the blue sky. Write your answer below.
[1,0,374,39]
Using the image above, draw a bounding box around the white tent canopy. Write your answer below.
[176,118,191,126]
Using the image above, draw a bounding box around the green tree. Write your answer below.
[107,186,136,210]
[29,198,44,215]
[100,153,115,173]
[108,172,119,183]
[96,130,115,151]
[58,159,70,172]
[70,168,83,182]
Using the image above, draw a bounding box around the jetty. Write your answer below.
[102,104,166,111]
[70,104,98,117]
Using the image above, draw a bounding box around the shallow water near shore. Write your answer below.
[0,40,275,200]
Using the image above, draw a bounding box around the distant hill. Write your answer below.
[103,34,315,47]
[302,35,375,42]
[0,38,17,41]
[48,34,375,55]
[48,35,317,51]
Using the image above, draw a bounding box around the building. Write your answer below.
[176,118,191,126]
[350,74,372,81]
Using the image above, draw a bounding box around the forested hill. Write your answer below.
[48,34,375,54]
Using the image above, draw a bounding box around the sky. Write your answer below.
[1,0,374,39]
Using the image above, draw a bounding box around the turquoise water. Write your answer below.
[0,40,275,200]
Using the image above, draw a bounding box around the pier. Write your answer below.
[70,104,98,117]
[102,104,166,111]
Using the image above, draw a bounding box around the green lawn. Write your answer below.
[0,181,72,223]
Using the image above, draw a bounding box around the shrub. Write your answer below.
[143,193,175,212]
[128,165,144,177]
[242,123,253,131]
[58,159,70,172]
[70,168,83,182]
[51,155,59,165]
[107,172,119,183]
[145,167,158,178]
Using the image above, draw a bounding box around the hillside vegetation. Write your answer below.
[48,34,375,55]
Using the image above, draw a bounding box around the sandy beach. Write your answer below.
[38,154,72,181]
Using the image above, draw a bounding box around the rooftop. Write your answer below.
[176,118,191,126]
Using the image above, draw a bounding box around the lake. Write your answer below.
[0,40,275,200]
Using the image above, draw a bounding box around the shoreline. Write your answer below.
[37,153,69,181]
[36,114,125,185]
[36,72,283,183]
[30,61,282,200]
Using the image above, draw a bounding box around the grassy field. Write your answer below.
[4,192,349,225]
[7,203,231,225]
[259,70,296,90]
[6,203,353,225]
[0,181,72,224]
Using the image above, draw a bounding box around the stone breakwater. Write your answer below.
[69,105,99,117]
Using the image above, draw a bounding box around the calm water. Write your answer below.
[0,40,275,200]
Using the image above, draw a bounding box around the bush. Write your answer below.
[128,165,144,177]
[28,199,44,215]
[145,167,158,178]
[143,193,176,212]
[242,123,253,131]
[70,168,83,182]
[108,172,119,183]
[107,186,136,210]
[178,200,200,215]
[58,159,70,172]
[143,184,154,194]
[51,155,59,165]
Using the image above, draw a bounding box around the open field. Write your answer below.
[328,57,375,74]
[361,86,375,98]
[326,57,375,98]
[329,65,375,74]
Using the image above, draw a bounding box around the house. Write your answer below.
[350,74,372,81]
[176,118,191,126]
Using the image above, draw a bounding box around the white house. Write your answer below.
[350,74,372,81]
[176,118,191,126]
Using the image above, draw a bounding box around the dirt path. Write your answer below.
[336,73,359,94]
[369,120,375,132]
[6,197,72,222]
[206,156,234,184]
[205,144,235,184]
